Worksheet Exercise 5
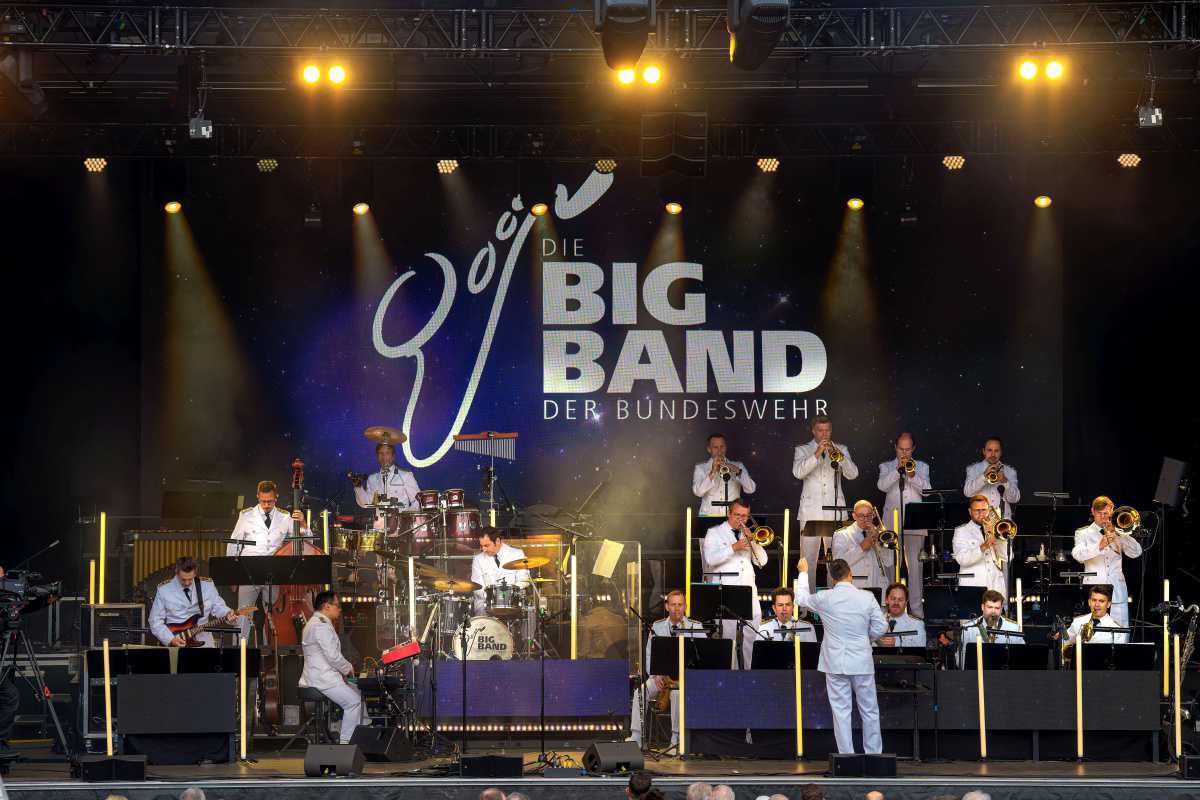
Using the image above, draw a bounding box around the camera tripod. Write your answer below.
[0,618,75,762]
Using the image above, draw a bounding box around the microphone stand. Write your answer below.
[627,605,662,760]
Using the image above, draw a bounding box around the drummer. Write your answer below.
[470,527,531,616]
[352,437,421,529]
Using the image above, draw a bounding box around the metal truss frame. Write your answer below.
[0,3,1196,56]
[0,118,1195,159]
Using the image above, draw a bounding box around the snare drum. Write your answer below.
[416,490,441,510]
[443,488,466,509]
[485,582,525,618]
[451,615,514,661]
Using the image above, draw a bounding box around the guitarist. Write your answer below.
[150,556,240,647]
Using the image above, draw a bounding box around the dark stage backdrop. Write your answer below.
[135,158,1063,539]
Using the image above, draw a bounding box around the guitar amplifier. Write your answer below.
[81,604,146,647]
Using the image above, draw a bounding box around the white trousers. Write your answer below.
[316,681,366,744]
[825,672,881,754]
[630,680,678,745]
[1109,600,1129,627]
[799,536,833,593]
[902,532,926,614]
[236,585,278,639]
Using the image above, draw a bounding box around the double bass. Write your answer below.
[261,458,326,727]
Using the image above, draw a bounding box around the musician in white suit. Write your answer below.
[832,500,895,592]
[1071,496,1143,627]
[298,592,365,745]
[793,415,859,593]
[877,432,931,613]
[149,556,239,648]
[963,436,1021,518]
[627,589,706,750]
[757,586,818,643]
[692,433,756,517]
[701,498,768,669]
[874,583,927,649]
[795,556,888,754]
[1063,584,1128,645]
[469,528,531,616]
[227,480,313,638]
[952,494,1008,599]
[959,589,1023,665]
[352,441,421,527]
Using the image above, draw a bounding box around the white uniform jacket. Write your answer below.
[701,520,768,589]
[1065,612,1128,645]
[963,460,1021,517]
[795,578,888,676]
[470,543,531,614]
[692,459,756,517]
[832,522,894,590]
[758,617,819,643]
[227,505,311,557]
[149,576,233,646]
[877,458,931,534]
[1071,523,1142,604]
[793,440,859,527]
[951,520,1008,596]
[354,466,421,518]
[645,617,707,674]
[874,611,927,649]
[960,615,1022,646]
[298,611,354,692]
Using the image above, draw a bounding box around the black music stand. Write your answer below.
[923,585,985,624]
[649,636,732,679]
[688,583,754,624]
[1081,640,1155,670]
[87,648,171,675]
[962,641,1047,670]
[179,647,262,676]
[209,555,332,588]
[751,639,820,670]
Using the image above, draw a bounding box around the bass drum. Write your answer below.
[451,616,514,661]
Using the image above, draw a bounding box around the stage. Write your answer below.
[1,741,1196,800]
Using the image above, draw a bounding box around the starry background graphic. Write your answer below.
[139,158,1062,547]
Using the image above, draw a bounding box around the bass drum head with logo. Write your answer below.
[451,616,514,661]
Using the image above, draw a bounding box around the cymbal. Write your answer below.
[364,425,407,446]
[430,578,481,594]
[413,563,450,580]
[529,577,556,583]
[502,556,550,570]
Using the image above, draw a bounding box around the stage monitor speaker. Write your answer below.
[114,754,147,781]
[830,753,865,776]
[581,741,644,774]
[303,744,364,777]
[864,753,897,777]
[1154,457,1189,507]
[460,754,524,778]
[350,725,413,762]
[75,754,114,781]
[1182,754,1200,779]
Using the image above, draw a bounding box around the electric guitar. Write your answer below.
[167,606,255,647]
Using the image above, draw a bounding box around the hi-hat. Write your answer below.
[502,556,550,570]
[429,578,481,594]
[364,426,407,445]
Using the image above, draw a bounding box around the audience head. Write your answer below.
[642,791,667,800]
[179,790,206,800]
[800,785,826,800]
[687,782,715,800]
[505,794,530,800]
[962,792,992,800]
[769,795,791,800]
[711,785,736,800]
[866,792,886,800]
[478,789,505,800]
[627,770,653,799]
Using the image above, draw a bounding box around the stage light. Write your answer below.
[531,203,549,216]
[728,0,790,71]
[1018,60,1038,81]
[328,65,346,84]
[1117,153,1141,168]
[352,202,370,216]
[595,158,617,173]
[641,64,662,84]
[1034,195,1052,208]
[164,201,182,214]
[942,155,966,170]
[756,157,780,173]
[436,159,459,174]
[83,157,107,173]
[665,201,682,215]
[616,67,636,85]
[256,158,278,173]
[596,0,652,71]
[846,197,864,211]
[302,64,321,84]
[1045,60,1064,80]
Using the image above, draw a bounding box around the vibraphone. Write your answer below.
[126,529,231,590]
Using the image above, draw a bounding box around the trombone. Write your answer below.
[1112,505,1142,535]
[742,515,776,547]
[871,508,898,549]
[984,504,1018,542]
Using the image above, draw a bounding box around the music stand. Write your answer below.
[923,585,985,624]
[179,647,262,676]
[962,641,1047,670]
[87,648,170,675]
[649,637,733,679]
[751,639,820,670]
[209,556,331,587]
[1081,641,1155,670]
[688,583,753,624]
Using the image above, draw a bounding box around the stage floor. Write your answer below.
[2,740,1196,800]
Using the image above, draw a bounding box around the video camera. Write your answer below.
[0,570,61,628]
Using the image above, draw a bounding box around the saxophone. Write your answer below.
[654,678,678,712]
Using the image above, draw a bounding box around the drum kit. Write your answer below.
[338,426,555,662]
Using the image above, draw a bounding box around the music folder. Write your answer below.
[751,640,821,670]
[209,555,332,586]
[688,583,754,624]
[1080,642,1157,671]
[649,636,732,679]
[962,642,1049,670]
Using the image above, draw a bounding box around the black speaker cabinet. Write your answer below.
[581,741,645,774]
[460,754,523,778]
[114,754,147,781]
[350,725,413,762]
[1155,456,1189,507]
[830,753,865,776]
[865,753,897,777]
[1182,754,1200,779]
[303,744,364,777]
[75,755,114,781]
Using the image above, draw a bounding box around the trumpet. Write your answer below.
[899,457,916,478]
[717,459,733,480]
[826,441,844,465]
[983,462,1005,485]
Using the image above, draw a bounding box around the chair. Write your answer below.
[277,687,335,753]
